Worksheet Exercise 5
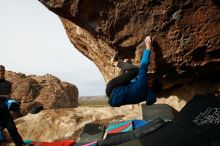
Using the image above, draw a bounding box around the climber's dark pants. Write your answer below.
[0,108,24,146]
[106,68,139,97]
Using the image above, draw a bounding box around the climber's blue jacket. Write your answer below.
[109,49,156,107]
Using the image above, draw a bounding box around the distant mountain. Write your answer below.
[79,95,108,106]
[79,95,107,100]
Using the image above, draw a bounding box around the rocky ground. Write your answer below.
[2,105,141,146]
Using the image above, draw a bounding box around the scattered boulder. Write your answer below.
[5,71,78,116]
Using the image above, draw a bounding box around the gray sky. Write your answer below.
[0,0,106,96]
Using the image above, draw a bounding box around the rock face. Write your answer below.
[5,71,78,116]
[39,0,220,89]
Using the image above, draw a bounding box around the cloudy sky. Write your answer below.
[0,0,106,96]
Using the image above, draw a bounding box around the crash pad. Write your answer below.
[32,140,75,146]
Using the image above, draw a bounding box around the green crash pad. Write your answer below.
[77,123,105,144]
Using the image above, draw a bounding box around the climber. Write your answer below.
[0,65,25,146]
[106,36,162,107]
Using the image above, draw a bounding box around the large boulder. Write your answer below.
[10,105,140,143]
[39,0,220,90]
[5,71,78,116]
